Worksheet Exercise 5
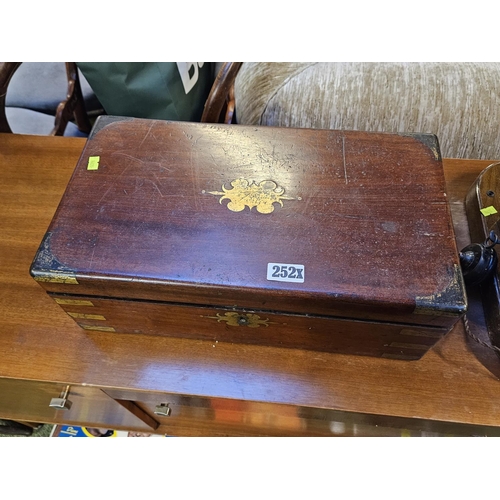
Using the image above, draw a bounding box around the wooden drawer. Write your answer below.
[0,378,156,432]
[102,387,500,437]
[104,387,322,436]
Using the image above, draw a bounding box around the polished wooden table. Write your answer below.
[1,133,500,436]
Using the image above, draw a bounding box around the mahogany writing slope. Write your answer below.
[30,116,467,359]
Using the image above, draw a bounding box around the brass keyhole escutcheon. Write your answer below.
[204,312,273,328]
[237,316,250,326]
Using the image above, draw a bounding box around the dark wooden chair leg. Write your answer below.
[201,62,242,124]
[1,62,91,136]
[52,62,91,136]
[0,62,22,133]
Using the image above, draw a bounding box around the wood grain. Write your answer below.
[0,379,155,431]
[48,293,447,359]
[32,119,465,340]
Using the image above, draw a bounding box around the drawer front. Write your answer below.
[104,387,330,436]
[50,294,447,359]
[0,378,156,432]
[103,387,500,437]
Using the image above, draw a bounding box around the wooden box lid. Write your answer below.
[31,117,466,327]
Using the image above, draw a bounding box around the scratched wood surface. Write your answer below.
[32,117,465,334]
[1,133,500,433]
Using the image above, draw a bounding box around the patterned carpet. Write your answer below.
[0,421,53,437]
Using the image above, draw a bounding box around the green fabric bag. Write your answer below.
[77,62,214,122]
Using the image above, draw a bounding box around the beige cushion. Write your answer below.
[234,62,500,159]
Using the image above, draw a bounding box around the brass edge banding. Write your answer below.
[34,273,79,285]
[30,232,79,284]
[79,325,116,332]
[54,299,94,306]
[68,312,106,320]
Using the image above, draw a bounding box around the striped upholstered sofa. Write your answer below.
[218,62,500,160]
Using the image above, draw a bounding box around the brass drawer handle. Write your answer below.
[49,385,73,410]
[154,403,171,417]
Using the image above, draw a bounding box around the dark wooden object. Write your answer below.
[0,133,499,435]
[201,62,242,123]
[30,117,466,359]
[0,62,91,135]
[53,62,92,135]
[465,161,500,351]
[0,62,22,132]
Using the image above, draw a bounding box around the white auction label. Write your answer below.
[267,263,305,283]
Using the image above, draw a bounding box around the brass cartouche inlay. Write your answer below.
[207,178,295,214]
